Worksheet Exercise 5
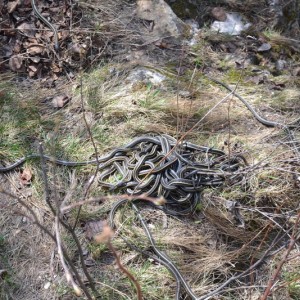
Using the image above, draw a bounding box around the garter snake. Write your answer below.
[31,0,59,51]
[0,147,133,172]
[1,135,245,215]
[208,76,300,157]
[109,198,199,300]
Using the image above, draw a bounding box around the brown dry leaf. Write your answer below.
[28,70,36,77]
[17,22,36,38]
[84,220,106,240]
[7,0,19,13]
[13,41,22,54]
[51,73,59,81]
[94,223,114,244]
[26,44,45,55]
[1,20,15,36]
[43,30,54,41]
[51,94,70,108]
[269,81,285,91]
[28,64,38,77]
[69,43,83,55]
[51,63,61,73]
[28,65,38,72]
[9,55,23,71]
[19,168,32,185]
[154,40,170,49]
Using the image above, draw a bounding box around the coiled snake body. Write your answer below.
[0,135,246,214]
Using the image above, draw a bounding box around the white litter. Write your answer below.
[211,12,251,35]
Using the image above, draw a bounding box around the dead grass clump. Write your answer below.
[0,176,58,300]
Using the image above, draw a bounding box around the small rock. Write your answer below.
[257,43,272,52]
[292,67,300,76]
[44,282,51,290]
[178,90,192,98]
[275,59,286,71]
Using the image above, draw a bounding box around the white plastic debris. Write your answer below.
[211,12,251,35]
[44,282,51,290]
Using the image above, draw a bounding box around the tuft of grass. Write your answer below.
[283,270,300,299]
[0,79,41,159]
[138,83,165,111]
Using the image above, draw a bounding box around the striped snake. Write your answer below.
[31,0,59,51]
[0,134,246,215]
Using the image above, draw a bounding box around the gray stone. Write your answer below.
[136,0,188,39]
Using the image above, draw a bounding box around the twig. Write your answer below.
[260,212,300,300]
[61,193,163,213]
[39,144,98,294]
[39,143,55,213]
[55,213,82,297]
[72,69,101,229]
[108,240,143,300]
[94,224,143,300]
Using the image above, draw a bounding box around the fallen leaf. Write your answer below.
[13,40,22,53]
[84,258,95,267]
[28,70,35,77]
[44,282,51,290]
[28,64,38,77]
[43,30,55,42]
[84,219,106,240]
[269,81,285,90]
[28,65,38,72]
[51,94,70,108]
[154,40,170,49]
[51,73,59,81]
[26,44,45,55]
[51,63,61,73]
[17,22,36,38]
[0,20,15,36]
[19,168,32,185]
[94,223,114,244]
[9,55,23,71]
[7,0,19,13]
[43,78,55,88]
